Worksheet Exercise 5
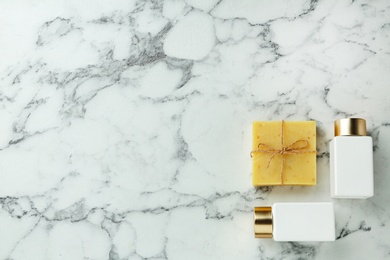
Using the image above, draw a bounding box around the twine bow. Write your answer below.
[250,120,317,185]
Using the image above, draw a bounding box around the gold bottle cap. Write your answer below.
[335,118,367,136]
[254,207,273,238]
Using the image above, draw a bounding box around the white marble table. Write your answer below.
[1,0,389,259]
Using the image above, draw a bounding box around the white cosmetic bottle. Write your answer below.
[330,118,374,199]
[254,202,335,241]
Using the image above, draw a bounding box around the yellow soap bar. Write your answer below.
[252,121,316,186]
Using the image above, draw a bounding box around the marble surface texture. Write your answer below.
[0,0,390,259]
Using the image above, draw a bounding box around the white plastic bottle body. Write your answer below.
[330,136,374,199]
[273,202,335,242]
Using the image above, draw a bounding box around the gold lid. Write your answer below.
[335,118,367,136]
[254,207,273,238]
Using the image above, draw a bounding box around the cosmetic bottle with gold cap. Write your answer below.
[330,118,374,199]
[254,202,335,241]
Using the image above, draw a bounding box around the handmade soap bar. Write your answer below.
[252,121,316,186]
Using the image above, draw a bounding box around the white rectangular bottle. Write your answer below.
[330,118,374,199]
[254,202,335,241]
